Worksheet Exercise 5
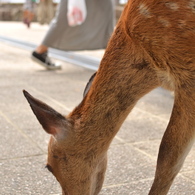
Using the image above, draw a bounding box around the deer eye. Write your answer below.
[45,164,53,173]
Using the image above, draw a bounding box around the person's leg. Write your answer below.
[35,45,48,54]
[32,42,61,70]
[31,47,61,70]
[27,11,34,23]
[25,10,34,28]
[23,10,31,28]
[31,0,63,70]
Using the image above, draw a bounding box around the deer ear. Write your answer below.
[83,72,96,97]
[23,90,69,139]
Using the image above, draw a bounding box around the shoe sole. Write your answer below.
[31,55,62,70]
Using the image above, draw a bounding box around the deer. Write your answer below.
[23,0,195,194]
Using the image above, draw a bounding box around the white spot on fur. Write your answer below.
[158,17,171,27]
[165,2,179,10]
[139,4,151,18]
[178,20,186,28]
[189,0,195,13]
[158,71,175,91]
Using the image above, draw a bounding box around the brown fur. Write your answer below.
[24,0,195,194]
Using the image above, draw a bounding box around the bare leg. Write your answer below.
[28,11,34,23]
[23,10,34,28]
[35,44,48,54]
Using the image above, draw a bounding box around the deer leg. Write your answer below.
[149,88,195,195]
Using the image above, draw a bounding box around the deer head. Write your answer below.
[23,90,107,195]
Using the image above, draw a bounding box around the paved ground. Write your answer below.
[0,22,195,195]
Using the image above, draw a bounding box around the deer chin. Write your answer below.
[61,190,66,195]
[61,188,69,195]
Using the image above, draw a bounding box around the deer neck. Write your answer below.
[68,29,140,146]
[69,22,157,147]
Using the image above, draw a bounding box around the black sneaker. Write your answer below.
[31,51,61,70]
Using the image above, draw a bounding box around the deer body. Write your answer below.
[24,0,195,194]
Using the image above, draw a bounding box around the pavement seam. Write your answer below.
[128,143,156,160]
[25,85,72,112]
[115,136,156,160]
[115,135,125,143]
[102,177,153,188]
[133,107,169,122]
[0,110,45,153]
[0,153,47,161]
[179,173,195,184]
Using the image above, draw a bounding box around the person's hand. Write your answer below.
[67,7,83,26]
[67,0,87,26]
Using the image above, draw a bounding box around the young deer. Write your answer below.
[23,0,195,194]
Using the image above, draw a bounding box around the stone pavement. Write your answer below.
[0,22,195,195]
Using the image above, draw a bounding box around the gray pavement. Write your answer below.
[0,22,195,195]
